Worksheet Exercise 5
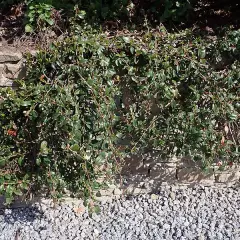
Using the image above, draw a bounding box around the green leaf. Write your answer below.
[83,199,88,207]
[21,101,32,107]
[14,189,23,196]
[20,182,29,190]
[29,5,35,10]
[130,47,135,54]
[43,157,51,164]
[5,196,13,205]
[96,135,103,141]
[4,174,11,180]
[229,113,238,121]
[41,141,48,149]
[198,47,206,58]
[36,158,41,166]
[18,157,24,166]
[78,10,86,19]
[25,24,33,33]
[23,174,29,181]
[45,18,54,26]
[71,144,80,152]
[94,205,101,214]
[123,37,130,43]
[92,181,100,190]
[0,159,6,167]
[40,141,49,155]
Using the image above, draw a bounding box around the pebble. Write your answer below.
[150,194,158,200]
[170,192,176,200]
[0,186,239,240]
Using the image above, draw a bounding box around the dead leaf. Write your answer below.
[221,136,225,146]
[74,206,85,214]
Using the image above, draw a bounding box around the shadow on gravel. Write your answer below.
[1,206,43,225]
[0,195,44,225]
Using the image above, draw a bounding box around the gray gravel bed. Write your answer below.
[0,186,240,240]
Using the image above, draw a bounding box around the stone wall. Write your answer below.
[0,46,26,87]
[101,151,240,196]
[0,47,239,198]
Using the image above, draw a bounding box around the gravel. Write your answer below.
[0,186,240,240]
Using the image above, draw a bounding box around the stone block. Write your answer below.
[143,151,181,167]
[121,154,148,175]
[2,61,26,80]
[0,64,4,75]
[177,156,203,168]
[124,187,148,195]
[99,189,114,196]
[0,47,22,63]
[0,60,26,86]
[113,188,122,195]
[177,167,214,185]
[149,165,177,183]
[120,174,147,186]
[213,164,240,173]
[0,76,13,86]
[151,162,177,168]
[215,171,240,183]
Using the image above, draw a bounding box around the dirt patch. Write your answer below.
[0,0,239,50]
[191,0,240,30]
[0,3,60,52]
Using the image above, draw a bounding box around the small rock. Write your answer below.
[163,223,171,230]
[113,188,122,195]
[198,234,205,240]
[151,194,158,200]
[170,192,176,200]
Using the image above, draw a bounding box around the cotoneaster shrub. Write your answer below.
[114,29,240,169]
[0,26,239,204]
[0,32,122,205]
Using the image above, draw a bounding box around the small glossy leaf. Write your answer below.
[71,144,80,152]
[25,24,33,33]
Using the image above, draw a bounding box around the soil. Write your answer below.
[0,0,239,48]
[191,0,240,30]
[0,3,60,52]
